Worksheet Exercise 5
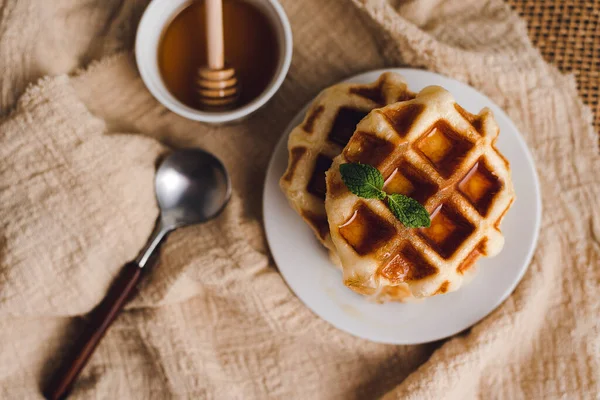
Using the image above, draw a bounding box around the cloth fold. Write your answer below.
[0,75,164,316]
[0,0,598,398]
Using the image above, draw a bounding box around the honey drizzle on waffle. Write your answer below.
[326,86,515,300]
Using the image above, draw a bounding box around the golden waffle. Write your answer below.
[325,86,515,302]
[280,73,414,256]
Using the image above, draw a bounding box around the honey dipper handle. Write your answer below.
[43,262,143,400]
[206,0,225,70]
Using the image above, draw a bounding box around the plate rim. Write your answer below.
[262,68,542,344]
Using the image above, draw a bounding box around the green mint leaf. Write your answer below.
[339,163,431,229]
[386,194,431,228]
[339,163,386,200]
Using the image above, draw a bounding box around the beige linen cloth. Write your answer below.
[0,0,598,398]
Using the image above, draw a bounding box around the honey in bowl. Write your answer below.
[158,0,280,110]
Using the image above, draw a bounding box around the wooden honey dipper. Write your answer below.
[196,0,240,109]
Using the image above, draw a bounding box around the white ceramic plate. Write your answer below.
[263,69,541,344]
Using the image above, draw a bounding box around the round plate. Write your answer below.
[263,69,541,344]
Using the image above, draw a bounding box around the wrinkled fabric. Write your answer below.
[0,0,598,398]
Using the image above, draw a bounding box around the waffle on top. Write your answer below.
[280,73,414,255]
[325,86,515,302]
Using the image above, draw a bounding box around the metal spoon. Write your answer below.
[44,148,231,400]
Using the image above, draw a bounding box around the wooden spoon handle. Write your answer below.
[43,262,143,400]
[206,0,224,70]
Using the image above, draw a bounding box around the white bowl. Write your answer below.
[135,0,292,124]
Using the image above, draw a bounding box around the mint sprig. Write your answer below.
[339,163,385,200]
[387,193,431,228]
[339,163,431,228]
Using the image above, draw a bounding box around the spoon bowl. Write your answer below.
[156,149,231,227]
[136,148,231,267]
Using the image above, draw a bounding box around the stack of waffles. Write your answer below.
[280,74,515,302]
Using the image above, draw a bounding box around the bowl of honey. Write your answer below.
[136,0,292,124]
